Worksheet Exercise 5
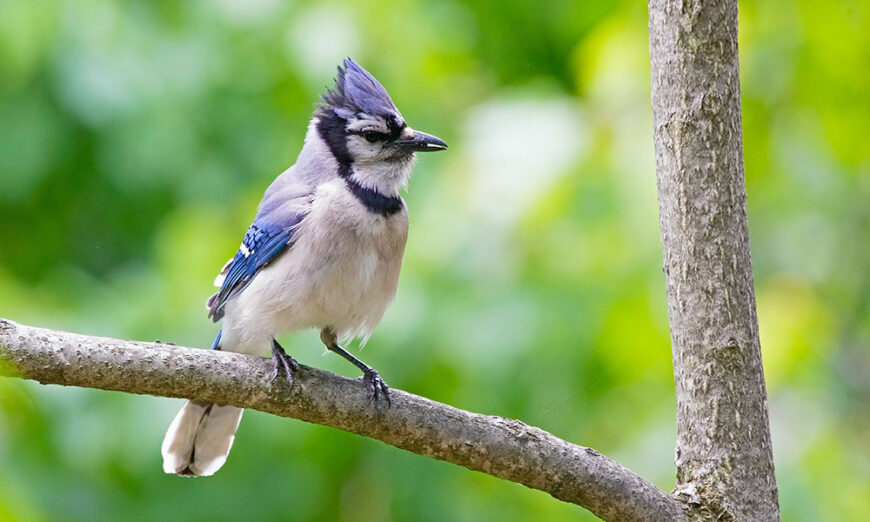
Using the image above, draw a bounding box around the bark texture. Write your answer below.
[648,0,779,520]
[0,318,686,522]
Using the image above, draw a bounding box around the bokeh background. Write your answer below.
[1,0,868,520]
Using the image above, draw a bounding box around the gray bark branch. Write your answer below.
[0,318,686,522]
[648,0,780,519]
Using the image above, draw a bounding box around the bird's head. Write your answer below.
[315,58,447,169]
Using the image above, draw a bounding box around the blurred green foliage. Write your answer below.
[1,0,868,520]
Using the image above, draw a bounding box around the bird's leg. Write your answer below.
[320,328,391,410]
[270,338,299,387]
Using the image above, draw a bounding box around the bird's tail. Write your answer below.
[161,400,244,477]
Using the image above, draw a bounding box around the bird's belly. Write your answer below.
[224,226,401,345]
[302,248,396,336]
[220,249,396,355]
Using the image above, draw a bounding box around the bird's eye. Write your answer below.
[362,130,383,143]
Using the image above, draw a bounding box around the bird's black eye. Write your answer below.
[362,130,384,143]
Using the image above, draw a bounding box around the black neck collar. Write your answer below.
[343,176,403,217]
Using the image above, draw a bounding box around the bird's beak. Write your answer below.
[394,129,448,152]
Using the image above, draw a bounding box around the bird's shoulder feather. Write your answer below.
[206,169,314,322]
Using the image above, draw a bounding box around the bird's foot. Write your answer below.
[270,340,299,387]
[320,331,390,411]
[362,369,391,412]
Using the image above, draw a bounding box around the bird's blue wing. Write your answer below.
[206,216,305,322]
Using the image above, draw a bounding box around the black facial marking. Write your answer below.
[347,128,390,143]
[344,177,404,217]
[316,110,352,166]
[386,115,405,139]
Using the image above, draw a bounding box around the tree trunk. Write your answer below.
[648,0,780,519]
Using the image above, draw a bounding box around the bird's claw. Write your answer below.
[363,369,391,412]
[270,343,299,388]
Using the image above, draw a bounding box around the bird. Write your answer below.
[161,58,447,477]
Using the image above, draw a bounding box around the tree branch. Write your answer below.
[0,318,686,522]
[648,0,780,519]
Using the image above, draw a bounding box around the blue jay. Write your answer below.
[161,58,447,476]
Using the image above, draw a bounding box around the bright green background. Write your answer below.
[1,0,868,520]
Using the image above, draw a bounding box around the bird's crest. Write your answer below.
[319,58,400,119]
